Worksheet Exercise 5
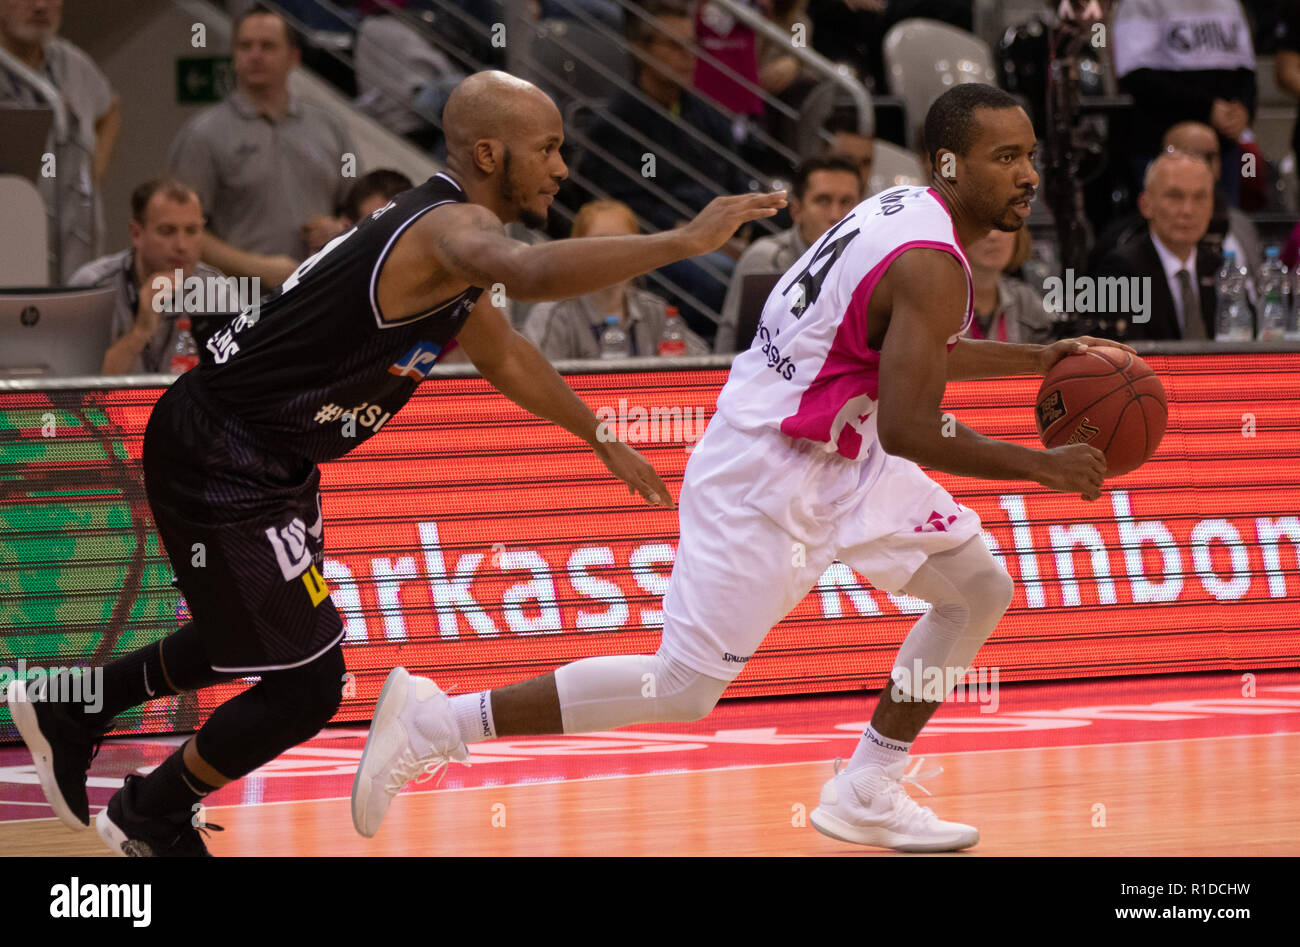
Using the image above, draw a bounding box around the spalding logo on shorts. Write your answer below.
[1065,418,1101,445]
[1035,389,1065,431]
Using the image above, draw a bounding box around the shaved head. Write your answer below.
[441,71,567,228]
[443,71,558,159]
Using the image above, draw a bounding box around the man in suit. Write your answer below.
[1088,122,1263,284]
[1092,151,1218,341]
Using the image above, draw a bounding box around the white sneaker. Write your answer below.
[351,667,469,838]
[810,758,979,852]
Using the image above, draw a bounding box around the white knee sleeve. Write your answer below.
[893,536,1014,698]
[553,651,729,734]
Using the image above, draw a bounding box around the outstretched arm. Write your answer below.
[429,192,785,302]
[946,336,1137,381]
[455,296,673,507]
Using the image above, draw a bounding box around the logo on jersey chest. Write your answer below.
[388,341,443,379]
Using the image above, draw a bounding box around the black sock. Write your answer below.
[132,745,219,820]
[77,640,167,733]
[78,622,235,732]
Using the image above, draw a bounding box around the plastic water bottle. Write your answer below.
[598,314,629,359]
[1214,251,1254,341]
[657,305,687,357]
[169,317,200,373]
[1257,246,1288,341]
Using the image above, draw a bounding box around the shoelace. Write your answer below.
[830,756,943,793]
[898,757,943,797]
[169,821,225,855]
[85,735,103,772]
[884,758,947,830]
[385,745,470,795]
[833,756,947,830]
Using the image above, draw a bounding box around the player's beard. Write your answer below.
[501,148,548,230]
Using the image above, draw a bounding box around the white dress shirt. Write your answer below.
[1150,231,1199,334]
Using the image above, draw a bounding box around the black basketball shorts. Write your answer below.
[142,373,343,673]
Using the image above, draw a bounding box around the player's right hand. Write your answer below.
[682,191,787,256]
[593,438,674,508]
[1036,444,1107,501]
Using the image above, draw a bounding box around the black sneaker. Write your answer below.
[95,774,224,857]
[6,677,104,829]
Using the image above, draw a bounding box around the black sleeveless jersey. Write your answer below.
[192,172,483,463]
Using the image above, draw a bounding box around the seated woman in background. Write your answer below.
[522,200,712,360]
[964,226,1063,344]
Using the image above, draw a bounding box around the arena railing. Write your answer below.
[256,0,876,335]
[6,339,1300,394]
[0,43,84,283]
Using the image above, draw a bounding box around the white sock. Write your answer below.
[449,691,496,744]
[846,725,912,773]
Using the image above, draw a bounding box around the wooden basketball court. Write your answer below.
[2,672,1298,857]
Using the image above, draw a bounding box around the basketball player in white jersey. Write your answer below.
[352,83,1133,851]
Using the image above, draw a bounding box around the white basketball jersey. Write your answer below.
[715,185,974,461]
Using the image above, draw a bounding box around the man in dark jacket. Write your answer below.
[1091,151,1218,341]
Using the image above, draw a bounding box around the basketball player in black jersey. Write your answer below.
[7,70,784,855]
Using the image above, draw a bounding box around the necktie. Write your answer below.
[1177,269,1206,340]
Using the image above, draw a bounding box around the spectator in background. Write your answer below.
[581,0,755,342]
[964,227,1062,344]
[168,4,359,285]
[714,154,861,352]
[305,168,414,254]
[695,0,764,119]
[821,110,873,192]
[1274,1,1300,169]
[523,200,711,360]
[353,2,463,152]
[68,178,230,375]
[1089,122,1264,290]
[1091,151,1218,341]
[342,169,415,225]
[1112,0,1257,208]
[0,0,121,282]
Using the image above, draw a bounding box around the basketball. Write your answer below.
[1034,348,1168,477]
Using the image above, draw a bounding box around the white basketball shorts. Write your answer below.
[659,414,983,680]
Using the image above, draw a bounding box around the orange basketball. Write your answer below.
[1034,348,1168,477]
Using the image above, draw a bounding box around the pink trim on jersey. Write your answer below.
[777,238,973,459]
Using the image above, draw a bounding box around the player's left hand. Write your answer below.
[1036,337,1137,375]
[593,438,674,508]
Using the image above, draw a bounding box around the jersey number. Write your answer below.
[782,216,859,318]
[277,225,359,298]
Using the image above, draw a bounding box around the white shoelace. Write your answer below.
[835,756,947,829]
[385,745,470,795]
[884,758,946,830]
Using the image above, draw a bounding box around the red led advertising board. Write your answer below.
[1,353,1297,737]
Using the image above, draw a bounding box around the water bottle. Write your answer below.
[598,313,630,359]
[169,317,200,373]
[658,305,688,356]
[1257,246,1288,341]
[1214,251,1253,341]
